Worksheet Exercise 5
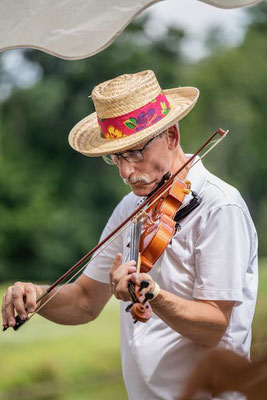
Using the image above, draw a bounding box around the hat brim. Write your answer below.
[68,87,199,157]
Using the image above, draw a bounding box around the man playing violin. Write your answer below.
[2,70,258,400]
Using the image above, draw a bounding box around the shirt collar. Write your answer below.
[136,155,209,207]
[185,155,209,198]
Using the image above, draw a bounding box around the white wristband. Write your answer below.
[150,282,161,301]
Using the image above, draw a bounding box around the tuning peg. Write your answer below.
[139,280,149,291]
[144,292,154,303]
[185,180,191,189]
[182,188,191,195]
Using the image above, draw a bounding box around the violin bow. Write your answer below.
[3,128,228,331]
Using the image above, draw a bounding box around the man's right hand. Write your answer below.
[1,282,45,329]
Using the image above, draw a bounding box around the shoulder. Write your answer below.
[98,191,140,239]
[192,168,256,239]
[201,172,250,216]
[187,158,250,218]
[110,191,140,221]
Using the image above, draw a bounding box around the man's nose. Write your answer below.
[118,158,136,179]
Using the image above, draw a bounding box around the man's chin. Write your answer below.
[131,181,157,196]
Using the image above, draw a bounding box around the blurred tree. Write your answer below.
[0,17,186,281]
[0,4,266,283]
[180,2,267,255]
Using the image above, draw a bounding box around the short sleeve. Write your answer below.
[83,201,125,284]
[193,205,254,305]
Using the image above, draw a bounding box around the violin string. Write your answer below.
[21,131,228,326]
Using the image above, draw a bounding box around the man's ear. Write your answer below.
[166,124,179,149]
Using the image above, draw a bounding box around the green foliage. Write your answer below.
[0,18,185,282]
[0,7,267,283]
[179,3,267,254]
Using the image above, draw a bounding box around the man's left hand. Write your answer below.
[109,253,155,301]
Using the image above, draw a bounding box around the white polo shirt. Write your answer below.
[84,159,258,400]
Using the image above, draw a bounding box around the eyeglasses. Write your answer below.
[102,136,157,166]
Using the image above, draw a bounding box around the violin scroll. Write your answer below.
[126,280,154,323]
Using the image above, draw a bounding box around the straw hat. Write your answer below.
[68,70,199,157]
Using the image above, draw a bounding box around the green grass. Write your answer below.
[0,296,127,399]
[1,260,267,399]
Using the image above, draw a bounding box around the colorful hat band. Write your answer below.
[98,93,171,139]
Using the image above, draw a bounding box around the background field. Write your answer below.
[1,261,267,400]
[0,295,126,400]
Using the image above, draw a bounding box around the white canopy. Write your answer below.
[0,0,263,60]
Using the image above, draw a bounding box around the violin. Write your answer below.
[139,178,192,273]
[125,176,201,323]
[3,128,228,331]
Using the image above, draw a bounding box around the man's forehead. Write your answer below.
[129,140,150,151]
[115,128,169,155]
[125,135,159,152]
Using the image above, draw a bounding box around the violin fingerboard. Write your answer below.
[130,220,142,263]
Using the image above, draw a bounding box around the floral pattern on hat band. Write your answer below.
[98,93,171,139]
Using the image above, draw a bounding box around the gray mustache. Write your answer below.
[123,175,151,186]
